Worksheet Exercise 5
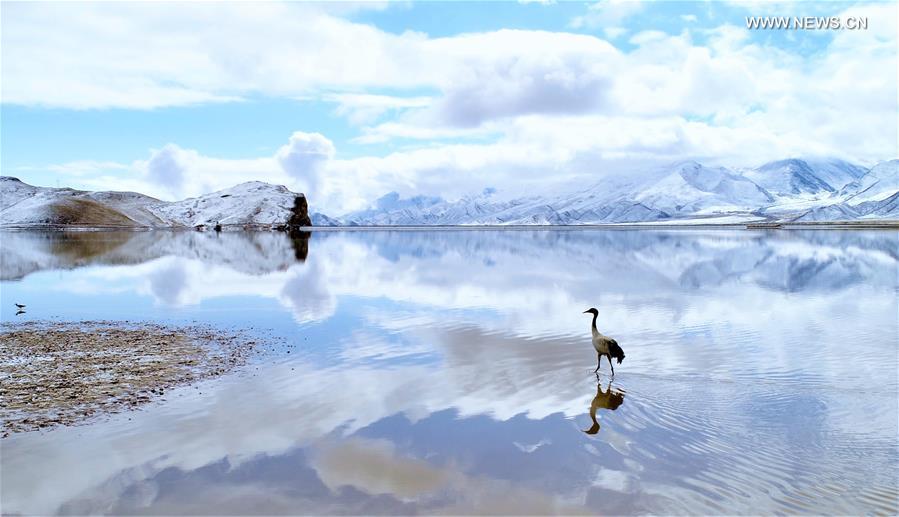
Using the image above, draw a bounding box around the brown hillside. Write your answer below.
[48,198,138,226]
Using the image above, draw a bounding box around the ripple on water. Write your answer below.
[597,359,898,515]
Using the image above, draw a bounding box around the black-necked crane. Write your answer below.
[14,303,25,309]
[583,308,625,375]
[584,380,625,435]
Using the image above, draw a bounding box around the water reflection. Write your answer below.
[584,381,625,435]
[290,229,310,262]
[0,229,310,281]
[0,229,896,515]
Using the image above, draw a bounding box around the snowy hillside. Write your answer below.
[747,159,848,197]
[337,158,898,225]
[841,160,898,204]
[633,161,773,215]
[0,177,310,228]
[150,182,309,227]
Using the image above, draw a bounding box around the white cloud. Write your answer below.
[569,0,644,30]
[276,131,336,198]
[603,27,628,39]
[352,120,500,144]
[16,161,130,178]
[4,2,897,213]
[146,144,190,197]
[324,93,433,125]
[627,30,669,45]
[428,37,615,127]
[1,3,428,109]
[126,152,287,203]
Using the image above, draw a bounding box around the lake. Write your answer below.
[1,229,896,515]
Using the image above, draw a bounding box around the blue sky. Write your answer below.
[2,1,896,213]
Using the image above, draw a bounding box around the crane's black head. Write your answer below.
[583,308,598,315]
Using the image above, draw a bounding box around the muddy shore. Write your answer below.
[0,320,258,436]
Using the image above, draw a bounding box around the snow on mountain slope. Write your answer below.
[341,161,775,225]
[375,191,444,213]
[745,159,839,198]
[1,177,166,227]
[841,160,898,204]
[342,186,670,225]
[342,191,448,225]
[311,212,341,226]
[0,176,41,208]
[791,203,860,222]
[0,177,309,228]
[788,161,898,222]
[856,191,899,219]
[334,158,897,225]
[634,161,773,215]
[149,182,307,227]
[801,158,868,189]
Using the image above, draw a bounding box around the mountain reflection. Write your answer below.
[4,229,894,294]
[0,230,311,280]
[584,380,625,435]
[2,228,896,325]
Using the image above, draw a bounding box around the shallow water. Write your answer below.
[1,229,897,515]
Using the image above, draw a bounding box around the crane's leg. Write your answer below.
[594,352,602,373]
[608,354,614,376]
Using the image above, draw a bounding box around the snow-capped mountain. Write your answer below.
[633,161,774,215]
[336,158,898,225]
[0,178,310,228]
[744,158,862,197]
[2,157,896,228]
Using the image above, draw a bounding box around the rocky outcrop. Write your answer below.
[287,195,311,227]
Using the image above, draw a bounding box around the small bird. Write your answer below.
[583,308,625,375]
[15,310,25,316]
[14,303,25,309]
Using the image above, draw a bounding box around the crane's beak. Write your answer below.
[582,309,590,314]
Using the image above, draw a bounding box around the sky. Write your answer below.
[1,0,897,215]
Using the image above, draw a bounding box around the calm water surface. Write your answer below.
[1,229,897,515]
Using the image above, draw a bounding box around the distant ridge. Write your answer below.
[328,158,898,226]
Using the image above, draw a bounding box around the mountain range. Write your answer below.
[1,157,896,228]
[329,158,897,226]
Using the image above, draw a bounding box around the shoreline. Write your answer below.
[303,221,899,231]
[0,320,259,437]
[2,221,897,232]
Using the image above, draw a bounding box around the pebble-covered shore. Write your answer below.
[0,321,257,437]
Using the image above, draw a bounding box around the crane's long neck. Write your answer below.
[591,313,599,334]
